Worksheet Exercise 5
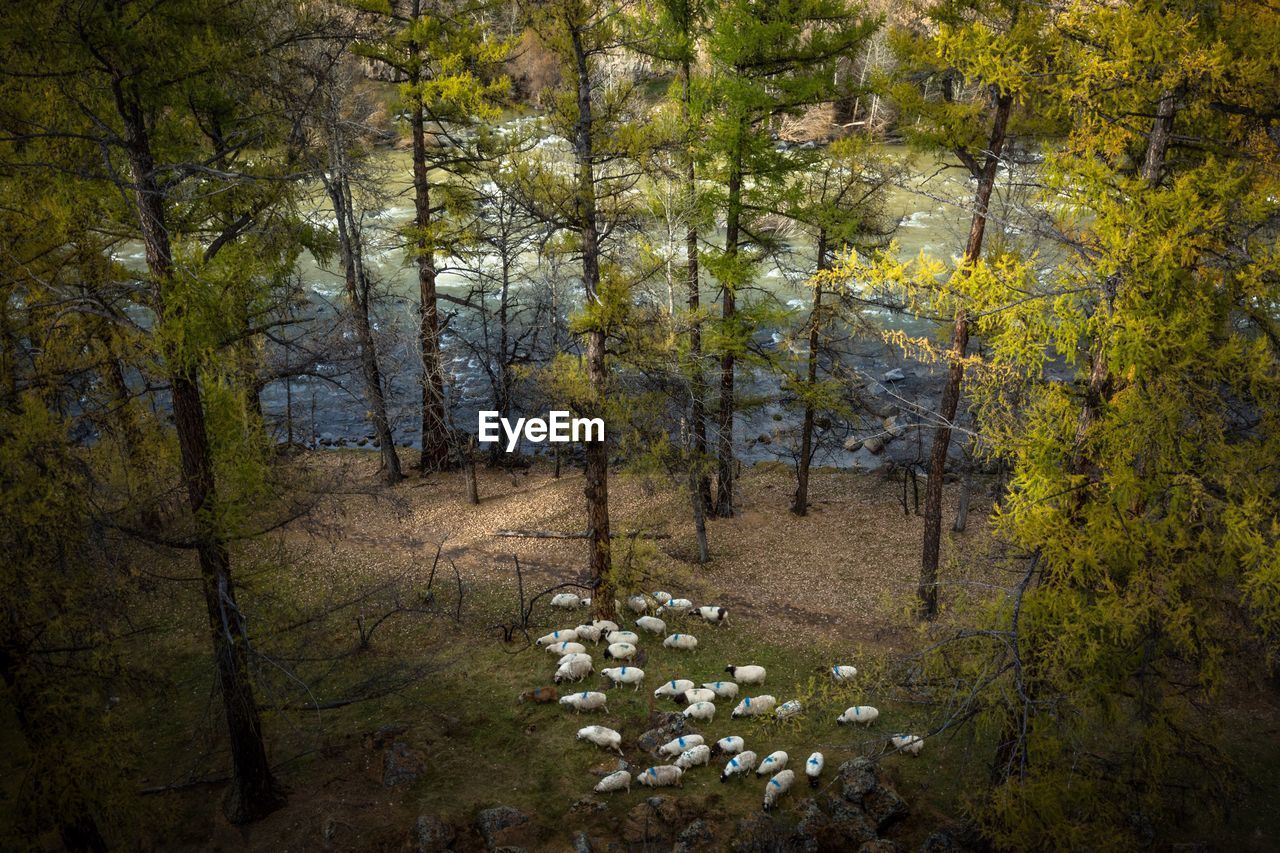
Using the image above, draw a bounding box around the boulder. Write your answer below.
[623,796,684,845]
[730,815,783,853]
[918,830,964,853]
[382,741,425,788]
[675,818,715,850]
[863,436,885,455]
[858,841,898,853]
[884,416,906,438]
[835,759,908,832]
[572,831,594,853]
[882,368,906,382]
[409,815,456,853]
[823,797,879,848]
[843,436,863,452]
[475,806,530,850]
[636,711,694,754]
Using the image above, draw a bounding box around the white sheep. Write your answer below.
[554,656,593,683]
[675,688,716,706]
[702,681,740,700]
[831,665,858,682]
[763,769,795,812]
[545,641,586,656]
[775,699,803,721]
[658,734,704,757]
[731,695,777,718]
[626,594,649,614]
[635,616,666,635]
[756,750,788,776]
[535,629,579,647]
[560,691,608,713]
[592,619,619,633]
[675,744,712,769]
[720,750,758,782]
[805,752,824,787]
[601,666,645,690]
[660,598,694,616]
[653,679,695,699]
[697,605,729,625]
[594,770,631,794]
[891,734,924,756]
[605,630,639,645]
[558,651,592,666]
[574,624,603,644]
[725,664,766,685]
[713,735,745,756]
[637,765,683,788]
[652,591,673,605]
[663,632,698,651]
[603,642,637,661]
[576,725,623,755]
[836,706,879,726]
[550,593,585,609]
[683,701,716,722]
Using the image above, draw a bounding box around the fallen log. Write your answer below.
[494,528,671,540]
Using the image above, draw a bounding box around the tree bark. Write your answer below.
[569,19,615,620]
[408,10,452,473]
[714,140,743,518]
[793,231,828,516]
[116,84,284,823]
[918,91,1012,620]
[325,161,403,485]
[681,57,712,515]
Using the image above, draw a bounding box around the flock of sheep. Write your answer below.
[534,589,925,813]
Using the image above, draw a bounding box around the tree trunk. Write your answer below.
[793,231,828,516]
[918,91,1012,620]
[325,167,403,485]
[714,141,743,518]
[465,438,479,505]
[952,467,970,532]
[681,57,712,516]
[409,34,451,472]
[117,89,284,823]
[569,21,615,621]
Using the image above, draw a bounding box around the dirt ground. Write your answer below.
[286,452,998,650]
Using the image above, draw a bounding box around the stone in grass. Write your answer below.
[382,741,425,788]
[475,805,530,850]
[409,814,456,853]
[836,758,909,832]
[636,711,694,754]
[623,796,685,845]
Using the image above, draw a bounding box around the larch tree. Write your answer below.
[520,0,646,618]
[0,0,318,823]
[352,0,511,471]
[700,0,877,517]
[888,0,1058,618]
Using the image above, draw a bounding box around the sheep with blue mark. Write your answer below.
[756,750,788,776]
[763,769,795,811]
[805,752,824,787]
[600,666,644,689]
[637,765,683,788]
[576,725,624,755]
[731,695,777,718]
[720,750,758,782]
[674,744,712,770]
[658,734,704,757]
[560,691,608,712]
[663,632,698,651]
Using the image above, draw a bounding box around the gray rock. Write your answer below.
[863,436,885,454]
[882,368,906,382]
[410,815,456,852]
[843,436,863,452]
[382,741,425,788]
[572,830,594,853]
[918,830,963,853]
[636,711,694,754]
[475,806,529,850]
[858,841,898,853]
[677,818,715,850]
[623,796,683,845]
[835,759,909,832]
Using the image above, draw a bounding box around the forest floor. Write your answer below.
[89,452,1280,852]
